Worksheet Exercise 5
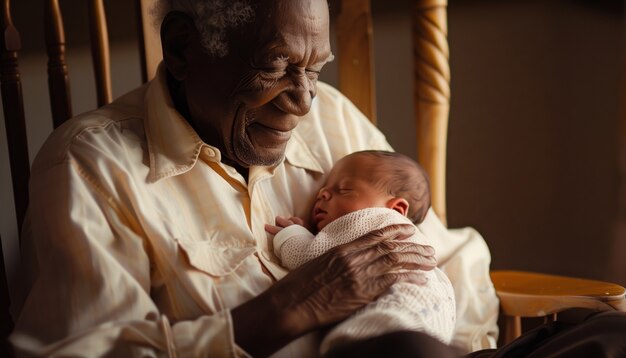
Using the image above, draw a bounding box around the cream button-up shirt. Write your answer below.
[11,66,498,357]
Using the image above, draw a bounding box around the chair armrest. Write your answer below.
[490,270,626,318]
[490,270,626,345]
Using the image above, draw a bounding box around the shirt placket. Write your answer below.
[248,166,289,280]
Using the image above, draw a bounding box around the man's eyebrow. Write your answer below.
[262,50,334,66]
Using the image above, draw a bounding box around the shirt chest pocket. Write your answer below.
[176,239,256,277]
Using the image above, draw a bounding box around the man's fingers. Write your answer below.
[365,250,437,276]
[400,252,437,270]
[388,241,436,257]
[347,240,437,270]
[377,271,430,290]
[349,224,416,251]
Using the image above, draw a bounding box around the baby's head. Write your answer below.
[312,150,431,231]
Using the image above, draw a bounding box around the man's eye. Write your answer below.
[305,69,320,80]
[258,70,285,81]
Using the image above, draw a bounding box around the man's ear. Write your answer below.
[161,11,195,81]
[386,198,409,217]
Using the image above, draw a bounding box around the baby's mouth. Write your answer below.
[313,206,326,221]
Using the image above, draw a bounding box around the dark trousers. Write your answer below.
[325,311,626,358]
[469,311,626,358]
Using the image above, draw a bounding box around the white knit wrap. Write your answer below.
[273,208,456,354]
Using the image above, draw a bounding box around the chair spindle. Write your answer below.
[336,0,376,124]
[1,0,29,233]
[88,0,112,106]
[0,234,13,357]
[44,0,72,128]
[136,0,161,83]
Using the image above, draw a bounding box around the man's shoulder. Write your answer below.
[311,81,354,117]
[290,81,391,166]
[315,81,343,100]
[31,84,148,175]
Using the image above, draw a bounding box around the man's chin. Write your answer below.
[233,145,286,168]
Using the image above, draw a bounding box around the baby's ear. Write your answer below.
[386,198,409,217]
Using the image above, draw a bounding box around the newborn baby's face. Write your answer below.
[312,154,393,231]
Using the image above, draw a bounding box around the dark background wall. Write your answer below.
[1,0,624,290]
[446,0,624,285]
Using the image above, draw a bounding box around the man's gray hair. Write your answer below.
[153,0,255,57]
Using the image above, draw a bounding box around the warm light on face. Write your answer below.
[181,0,333,169]
[312,154,394,231]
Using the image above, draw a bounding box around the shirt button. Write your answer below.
[204,147,215,157]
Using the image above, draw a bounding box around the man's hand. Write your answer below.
[265,215,306,235]
[232,223,437,357]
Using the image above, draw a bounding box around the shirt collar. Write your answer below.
[284,129,323,174]
[144,63,323,182]
[144,64,207,182]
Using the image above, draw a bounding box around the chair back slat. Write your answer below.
[88,0,112,106]
[412,0,450,224]
[44,0,72,128]
[136,0,161,83]
[1,0,29,233]
[336,0,376,124]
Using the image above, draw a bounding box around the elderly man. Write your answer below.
[13,0,626,357]
[11,0,467,356]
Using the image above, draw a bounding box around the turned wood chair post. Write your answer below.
[44,0,72,128]
[336,0,377,124]
[412,0,450,225]
[1,0,22,352]
[334,0,449,224]
[1,0,29,233]
[0,234,12,356]
[88,0,112,106]
[136,0,161,83]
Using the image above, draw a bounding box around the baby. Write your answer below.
[265,150,456,355]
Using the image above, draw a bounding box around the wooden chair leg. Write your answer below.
[503,315,521,345]
[544,313,557,324]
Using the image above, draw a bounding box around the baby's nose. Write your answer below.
[317,187,331,200]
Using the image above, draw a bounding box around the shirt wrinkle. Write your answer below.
[284,130,324,174]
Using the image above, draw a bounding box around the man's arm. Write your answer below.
[233,224,436,357]
[12,160,247,357]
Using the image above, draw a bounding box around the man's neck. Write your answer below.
[166,72,191,122]
[166,72,250,182]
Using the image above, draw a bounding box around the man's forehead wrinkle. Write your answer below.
[240,0,330,65]
[252,31,330,62]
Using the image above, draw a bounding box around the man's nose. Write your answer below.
[274,72,315,116]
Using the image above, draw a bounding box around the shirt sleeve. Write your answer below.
[419,209,499,353]
[10,157,249,357]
